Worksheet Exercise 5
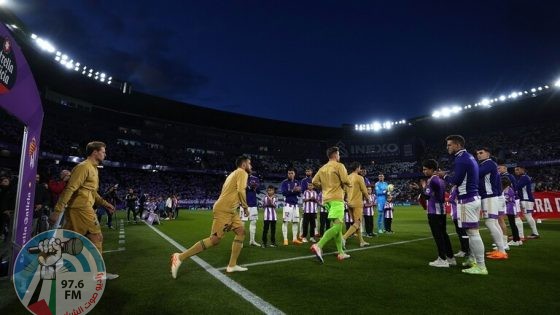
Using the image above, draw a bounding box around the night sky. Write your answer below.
[12,0,560,127]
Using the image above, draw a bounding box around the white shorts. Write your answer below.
[457,197,481,229]
[481,196,501,219]
[282,204,300,223]
[520,201,534,214]
[240,207,258,221]
[515,200,520,213]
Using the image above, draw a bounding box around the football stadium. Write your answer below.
[1,3,560,315]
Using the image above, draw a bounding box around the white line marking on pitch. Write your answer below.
[216,236,434,270]
[103,248,126,254]
[217,227,490,270]
[144,222,285,315]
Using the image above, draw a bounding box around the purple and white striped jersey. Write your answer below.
[344,208,353,223]
[303,190,318,214]
[384,202,394,218]
[318,193,327,213]
[364,195,374,216]
[262,195,277,221]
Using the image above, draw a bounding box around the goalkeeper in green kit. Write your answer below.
[311,146,352,262]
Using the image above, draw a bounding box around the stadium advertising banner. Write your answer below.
[0,25,44,269]
[533,192,560,219]
[336,140,414,159]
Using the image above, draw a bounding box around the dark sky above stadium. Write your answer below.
[14,0,560,127]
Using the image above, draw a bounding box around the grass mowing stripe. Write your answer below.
[217,236,434,270]
[143,221,285,315]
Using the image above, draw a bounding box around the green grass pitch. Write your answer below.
[1,206,559,314]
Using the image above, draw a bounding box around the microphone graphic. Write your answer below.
[28,238,84,255]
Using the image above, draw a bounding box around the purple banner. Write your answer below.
[0,25,43,259]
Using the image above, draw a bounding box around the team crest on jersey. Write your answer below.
[28,137,37,169]
[222,223,233,232]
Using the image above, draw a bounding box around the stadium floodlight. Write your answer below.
[554,79,560,87]
[61,54,68,60]
[108,76,112,80]
[56,51,61,56]
[499,95,506,101]
[481,98,490,106]
[55,56,60,62]
[372,122,382,131]
[537,86,542,91]
[451,105,462,114]
[100,73,106,78]
[432,110,441,118]
[544,85,549,89]
[31,33,38,39]
[35,38,56,53]
[517,92,523,96]
[530,88,536,93]
[10,24,18,29]
[355,124,358,130]
[82,70,86,74]
[107,80,112,85]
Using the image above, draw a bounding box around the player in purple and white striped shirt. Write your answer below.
[261,185,278,248]
[301,183,319,243]
[383,197,394,233]
[363,186,376,237]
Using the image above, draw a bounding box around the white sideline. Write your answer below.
[216,235,434,270]
[144,222,285,315]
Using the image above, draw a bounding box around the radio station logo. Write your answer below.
[13,229,106,315]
